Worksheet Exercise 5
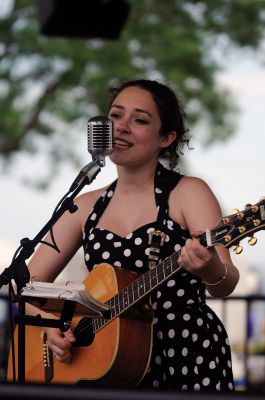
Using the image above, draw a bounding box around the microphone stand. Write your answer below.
[0,159,103,383]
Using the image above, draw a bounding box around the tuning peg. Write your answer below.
[245,203,252,209]
[248,236,257,246]
[234,245,243,254]
[253,219,261,227]
[231,209,244,219]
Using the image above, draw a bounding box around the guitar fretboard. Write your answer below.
[92,249,182,332]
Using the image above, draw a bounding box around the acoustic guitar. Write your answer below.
[8,198,265,385]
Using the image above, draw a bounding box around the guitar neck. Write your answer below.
[93,250,182,332]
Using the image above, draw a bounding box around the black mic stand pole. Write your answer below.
[0,159,102,383]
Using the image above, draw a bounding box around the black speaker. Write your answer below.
[38,0,130,39]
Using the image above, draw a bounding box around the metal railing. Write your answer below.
[207,295,265,392]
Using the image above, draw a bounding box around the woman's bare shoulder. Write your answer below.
[173,175,217,200]
[75,185,109,209]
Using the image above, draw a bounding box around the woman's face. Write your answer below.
[108,86,173,168]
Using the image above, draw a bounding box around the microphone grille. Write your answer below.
[87,116,113,155]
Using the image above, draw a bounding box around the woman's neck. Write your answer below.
[115,161,158,193]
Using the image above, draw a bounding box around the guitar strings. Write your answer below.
[72,251,182,339]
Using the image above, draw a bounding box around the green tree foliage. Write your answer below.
[0,0,264,179]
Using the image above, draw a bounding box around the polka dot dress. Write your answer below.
[82,163,234,392]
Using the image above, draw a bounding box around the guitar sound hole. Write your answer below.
[73,317,95,347]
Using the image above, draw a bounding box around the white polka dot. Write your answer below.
[145,248,150,256]
[155,356,162,365]
[213,334,219,342]
[225,337,230,345]
[182,366,188,375]
[114,261,121,267]
[177,289,185,297]
[202,377,210,386]
[165,235,170,242]
[194,383,200,391]
[134,237,142,245]
[182,329,189,338]
[124,248,131,257]
[157,290,161,298]
[85,253,90,261]
[174,244,181,252]
[203,339,210,348]
[227,360,232,368]
[194,366,199,374]
[88,233,95,240]
[223,369,227,377]
[167,220,174,230]
[182,385,188,391]
[217,324,223,332]
[167,280,175,287]
[197,318,203,326]
[167,313,175,321]
[183,313,190,321]
[222,346,226,354]
[209,360,216,369]
[106,233,114,240]
[94,242,100,250]
[163,301,172,309]
[157,331,163,340]
[169,366,175,376]
[107,190,113,197]
[216,381,221,391]
[228,382,234,390]
[192,333,198,342]
[126,232,133,239]
[153,317,158,324]
[182,347,188,356]
[196,356,203,364]
[153,380,159,388]
[155,187,162,194]
[135,260,143,268]
[168,329,175,339]
[187,299,195,304]
[207,312,214,320]
[102,251,110,259]
[152,302,157,310]
[168,348,174,357]
[90,213,97,220]
[114,241,122,247]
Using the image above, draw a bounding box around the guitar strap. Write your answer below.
[148,163,183,270]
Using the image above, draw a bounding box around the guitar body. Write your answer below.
[8,263,153,386]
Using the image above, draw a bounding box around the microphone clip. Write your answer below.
[69,160,102,192]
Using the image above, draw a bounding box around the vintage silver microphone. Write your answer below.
[87,116,114,167]
[69,116,114,191]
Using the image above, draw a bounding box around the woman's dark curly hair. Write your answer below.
[108,79,190,170]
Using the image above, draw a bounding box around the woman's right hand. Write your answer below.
[45,326,76,363]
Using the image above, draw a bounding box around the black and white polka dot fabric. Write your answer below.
[82,163,234,392]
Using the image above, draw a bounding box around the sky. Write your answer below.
[0,45,265,276]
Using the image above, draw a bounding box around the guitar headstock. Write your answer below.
[200,197,265,253]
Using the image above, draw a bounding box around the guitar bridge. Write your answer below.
[43,332,53,383]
